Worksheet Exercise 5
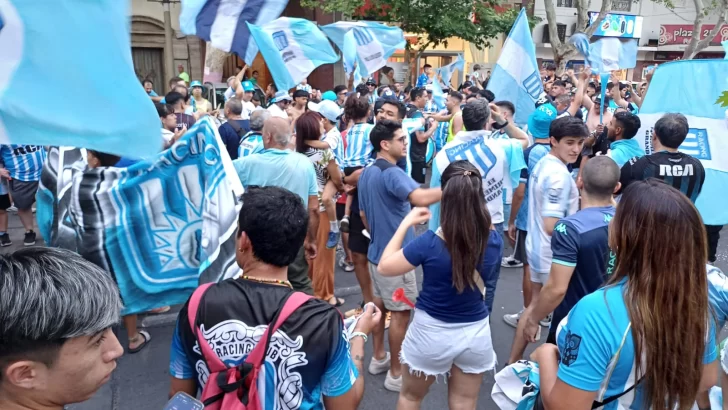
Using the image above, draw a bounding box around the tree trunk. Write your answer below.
[683,0,728,59]
[203,44,229,83]
[404,45,413,86]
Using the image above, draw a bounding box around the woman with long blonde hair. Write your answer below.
[532,179,717,409]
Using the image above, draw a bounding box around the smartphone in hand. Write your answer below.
[163,392,203,410]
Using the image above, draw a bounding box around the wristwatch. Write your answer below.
[492,120,509,130]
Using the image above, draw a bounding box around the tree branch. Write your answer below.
[684,0,727,58]
[543,0,563,49]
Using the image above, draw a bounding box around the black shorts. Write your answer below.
[546,329,557,345]
[0,194,10,211]
[513,229,528,264]
[347,211,369,256]
[343,166,363,177]
[9,180,38,210]
[411,161,426,184]
[336,202,346,221]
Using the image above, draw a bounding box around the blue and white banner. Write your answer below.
[437,54,465,88]
[180,0,289,64]
[37,118,243,315]
[486,8,543,126]
[569,33,637,74]
[247,17,339,92]
[322,21,405,82]
[637,60,728,225]
[431,77,446,112]
[0,0,160,159]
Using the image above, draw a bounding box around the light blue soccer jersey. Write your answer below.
[238,131,264,158]
[0,145,46,181]
[525,154,578,274]
[341,123,374,168]
[555,279,717,409]
[514,143,551,231]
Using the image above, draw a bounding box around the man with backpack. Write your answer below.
[169,186,381,409]
[218,98,250,160]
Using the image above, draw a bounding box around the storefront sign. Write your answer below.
[588,12,643,38]
[659,24,728,46]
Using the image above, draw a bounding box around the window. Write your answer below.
[557,0,574,7]
[514,3,523,9]
[611,0,632,11]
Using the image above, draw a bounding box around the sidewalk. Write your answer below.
[0,210,45,253]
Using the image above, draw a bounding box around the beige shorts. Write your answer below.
[368,262,418,311]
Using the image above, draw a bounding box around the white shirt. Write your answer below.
[525,154,579,274]
[241,101,255,120]
[267,103,288,119]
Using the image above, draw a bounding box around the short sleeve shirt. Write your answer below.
[514,143,551,231]
[304,147,334,212]
[708,264,728,328]
[358,159,420,264]
[555,281,716,409]
[233,149,317,205]
[525,154,579,274]
[619,151,705,203]
[0,145,46,181]
[169,280,358,406]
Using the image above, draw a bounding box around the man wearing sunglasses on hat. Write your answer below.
[267,90,292,120]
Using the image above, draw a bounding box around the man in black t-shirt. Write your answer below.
[619,113,705,203]
[169,187,381,409]
[405,87,437,183]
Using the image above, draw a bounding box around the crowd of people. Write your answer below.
[1,57,728,410]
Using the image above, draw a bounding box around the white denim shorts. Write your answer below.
[400,309,497,378]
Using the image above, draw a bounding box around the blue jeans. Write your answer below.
[485,223,505,314]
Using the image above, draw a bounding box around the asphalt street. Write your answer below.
[4,213,728,410]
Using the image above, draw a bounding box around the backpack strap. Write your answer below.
[244,292,313,366]
[187,283,228,373]
[228,120,246,138]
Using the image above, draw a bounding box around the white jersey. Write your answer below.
[241,101,255,120]
[430,130,508,225]
[525,154,579,274]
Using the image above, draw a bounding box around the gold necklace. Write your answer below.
[242,275,293,289]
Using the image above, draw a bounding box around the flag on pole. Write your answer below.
[180,0,289,64]
[437,54,465,87]
[247,17,339,92]
[0,0,160,159]
[486,8,543,126]
[569,33,637,73]
[37,118,243,314]
[322,21,405,81]
[636,60,728,225]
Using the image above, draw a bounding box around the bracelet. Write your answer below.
[350,331,368,343]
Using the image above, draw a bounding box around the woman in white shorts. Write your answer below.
[378,160,503,409]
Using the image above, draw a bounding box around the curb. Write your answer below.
[140,285,363,328]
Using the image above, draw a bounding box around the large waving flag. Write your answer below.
[438,54,465,87]
[636,60,728,225]
[180,0,289,64]
[37,118,243,315]
[247,17,339,91]
[569,33,637,73]
[0,0,160,159]
[486,9,543,126]
[322,21,405,81]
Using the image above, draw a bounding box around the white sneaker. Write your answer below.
[368,352,391,375]
[384,370,402,392]
[362,229,371,240]
[503,310,523,328]
[501,255,523,268]
[540,313,552,327]
[7,205,17,213]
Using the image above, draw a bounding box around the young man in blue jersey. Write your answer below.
[358,120,441,392]
[503,104,557,328]
[405,87,437,184]
[0,145,46,246]
[513,156,619,356]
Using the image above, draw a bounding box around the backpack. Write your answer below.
[187,283,312,409]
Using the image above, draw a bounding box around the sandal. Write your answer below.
[128,330,151,354]
[148,306,170,314]
[328,297,345,307]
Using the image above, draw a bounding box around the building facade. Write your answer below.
[531,0,727,81]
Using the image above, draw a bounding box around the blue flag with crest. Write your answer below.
[322,21,405,83]
[247,17,339,92]
[636,60,728,225]
[37,118,243,315]
[0,0,160,159]
[486,9,543,126]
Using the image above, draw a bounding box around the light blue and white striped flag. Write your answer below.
[637,60,728,225]
[247,17,339,92]
[180,0,289,64]
[322,21,405,81]
[486,9,543,126]
[431,78,446,112]
[37,118,243,315]
[569,33,637,74]
[0,0,160,159]
[438,54,465,88]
